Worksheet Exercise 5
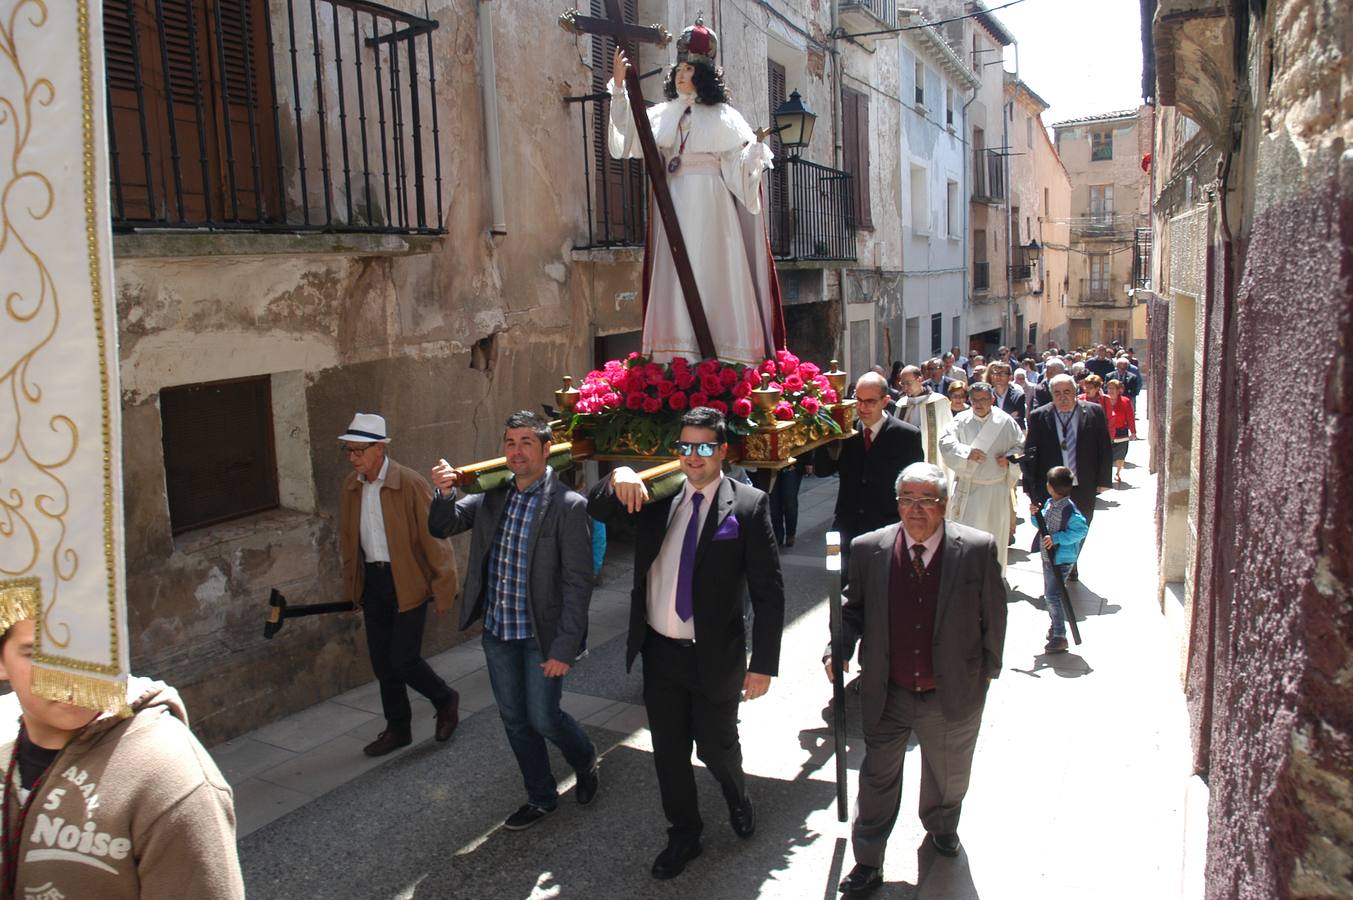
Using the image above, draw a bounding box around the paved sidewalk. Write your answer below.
[228,420,1197,899]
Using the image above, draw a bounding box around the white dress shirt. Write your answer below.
[359,457,391,563]
[647,474,723,639]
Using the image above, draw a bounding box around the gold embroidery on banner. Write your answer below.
[0,1,120,681]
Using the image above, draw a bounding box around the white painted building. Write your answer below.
[892,14,981,367]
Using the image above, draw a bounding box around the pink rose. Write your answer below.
[718,367,739,388]
[642,396,662,414]
[689,392,709,407]
[602,392,621,408]
[813,375,831,392]
[773,401,795,421]
[797,361,820,378]
[668,391,689,411]
[626,351,642,361]
[700,373,724,395]
[760,359,777,376]
[782,374,805,392]
[656,379,675,397]
[670,356,690,370]
[822,388,839,404]
[732,382,752,399]
[801,396,821,414]
[625,392,645,410]
[744,367,764,386]
[645,365,664,386]
[674,370,697,390]
[708,399,729,415]
[695,359,720,378]
[732,397,754,418]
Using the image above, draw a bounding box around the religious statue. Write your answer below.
[609,15,786,367]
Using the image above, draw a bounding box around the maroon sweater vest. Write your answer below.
[888,532,943,691]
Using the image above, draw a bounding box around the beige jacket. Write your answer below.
[0,679,244,899]
[340,457,460,613]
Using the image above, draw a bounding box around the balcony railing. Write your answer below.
[566,90,647,249]
[973,261,989,291]
[971,148,1004,202]
[1078,278,1123,305]
[1071,212,1145,242]
[1010,263,1032,281]
[838,0,899,30]
[106,0,444,233]
[768,157,856,262]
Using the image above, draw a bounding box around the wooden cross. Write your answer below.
[559,2,717,360]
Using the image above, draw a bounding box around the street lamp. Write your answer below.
[773,90,817,156]
[1024,239,1042,263]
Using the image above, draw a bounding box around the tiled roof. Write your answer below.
[1049,109,1141,128]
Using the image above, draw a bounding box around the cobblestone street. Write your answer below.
[223,411,1200,899]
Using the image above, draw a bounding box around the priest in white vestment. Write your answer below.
[891,365,954,469]
[608,19,783,366]
[939,383,1025,574]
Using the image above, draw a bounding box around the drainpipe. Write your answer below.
[831,0,845,358]
[1003,39,1019,348]
[961,83,978,351]
[479,0,507,236]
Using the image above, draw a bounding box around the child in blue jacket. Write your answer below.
[1031,466,1089,653]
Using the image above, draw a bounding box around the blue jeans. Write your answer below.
[482,630,595,809]
[1043,556,1073,638]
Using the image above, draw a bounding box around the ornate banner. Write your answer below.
[0,0,129,713]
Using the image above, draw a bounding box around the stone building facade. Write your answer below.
[1141,0,1352,895]
[1051,107,1153,350]
[105,0,887,743]
[1003,76,1071,351]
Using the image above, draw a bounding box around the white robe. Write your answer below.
[609,81,775,365]
[894,392,954,468]
[939,407,1024,573]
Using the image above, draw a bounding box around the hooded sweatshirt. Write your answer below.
[0,678,244,899]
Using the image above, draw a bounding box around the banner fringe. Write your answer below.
[32,666,131,718]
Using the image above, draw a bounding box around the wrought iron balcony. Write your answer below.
[973,261,990,291]
[1077,278,1124,306]
[971,148,1004,203]
[1071,212,1145,242]
[566,90,647,249]
[768,157,856,262]
[105,0,444,234]
[1011,263,1033,281]
[838,0,899,40]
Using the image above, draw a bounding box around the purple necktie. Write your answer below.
[675,491,704,622]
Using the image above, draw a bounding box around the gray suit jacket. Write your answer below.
[836,521,1007,726]
[427,468,593,662]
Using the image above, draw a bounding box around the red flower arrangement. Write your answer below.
[569,350,841,455]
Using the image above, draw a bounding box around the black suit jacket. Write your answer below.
[1033,381,1054,410]
[587,475,784,697]
[814,413,924,539]
[1022,401,1113,513]
[993,385,1026,429]
[923,376,956,398]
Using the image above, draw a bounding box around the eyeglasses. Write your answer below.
[897,496,942,509]
[343,444,374,456]
[676,441,720,457]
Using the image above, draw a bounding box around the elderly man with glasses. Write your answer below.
[815,372,924,586]
[826,463,1007,894]
[338,413,461,757]
[587,407,785,881]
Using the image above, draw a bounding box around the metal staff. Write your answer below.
[1030,511,1082,645]
[825,530,848,822]
[263,589,354,639]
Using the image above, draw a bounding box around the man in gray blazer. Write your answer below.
[825,462,1007,895]
[429,411,598,831]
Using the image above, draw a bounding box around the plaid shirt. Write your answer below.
[1044,495,1074,536]
[483,475,547,640]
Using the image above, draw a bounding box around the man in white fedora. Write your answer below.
[338,413,461,756]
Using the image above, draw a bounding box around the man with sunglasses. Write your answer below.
[338,413,461,757]
[815,372,924,585]
[826,463,1006,894]
[587,407,785,881]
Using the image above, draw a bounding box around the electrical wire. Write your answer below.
[841,0,1031,41]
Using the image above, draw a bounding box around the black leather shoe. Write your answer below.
[576,761,600,807]
[931,832,962,857]
[838,863,882,895]
[362,728,412,757]
[650,839,702,880]
[434,692,460,742]
[728,795,755,838]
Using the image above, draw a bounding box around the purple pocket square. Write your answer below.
[713,515,741,540]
